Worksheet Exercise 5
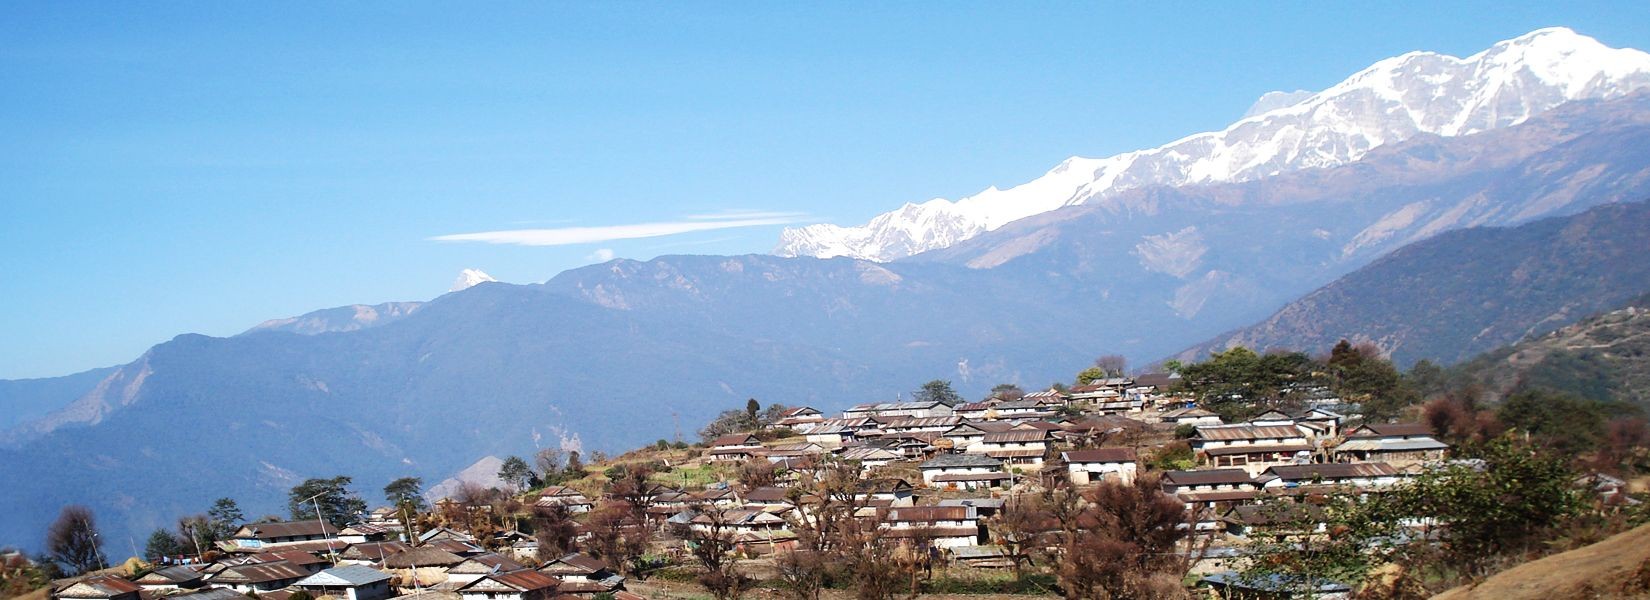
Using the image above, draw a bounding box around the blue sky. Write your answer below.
[3,2,1648,379]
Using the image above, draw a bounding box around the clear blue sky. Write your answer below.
[3,2,1647,379]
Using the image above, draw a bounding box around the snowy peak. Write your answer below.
[450,268,497,292]
[775,27,1650,262]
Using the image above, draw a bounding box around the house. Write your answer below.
[1162,469,1263,525]
[879,506,984,549]
[843,400,955,419]
[251,550,331,574]
[953,402,994,420]
[1335,423,1449,467]
[947,545,1018,569]
[838,445,901,468]
[1159,407,1222,427]
[365,507,401,528]
[690,508,799,555]
[55,575,142,600]
[294,565,394,600]
[943,421,1016,451]
[133,565,206,591]
[880,416,963,434]
[446,553,531,586]
[533,486,594,513]
[455,571,563,600]
[919,453,1011,490]
[987,399,1049,419]
[210,561,314,593]
[230,520,338,549]
[760,442,826,462]
[1259,462,1403,490]
[1023,388,1071,406]
[338,523,392,544]
[739,486,793,507]
[1062,448,1139,485]
[707,434,764,462]
[855,479,917,506]
[1192,424,1312,474]
[538,553,616,582]
[382,546,466,589]
[773,406,824,428]
[937,498,1005,519]
[337,541,409,565]
[417,527,476,544]
[973,429,1051,468]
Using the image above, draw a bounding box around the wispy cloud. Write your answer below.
[586,248,616,262]
[430,212,808,247]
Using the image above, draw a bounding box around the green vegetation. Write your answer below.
[286,476,366,526]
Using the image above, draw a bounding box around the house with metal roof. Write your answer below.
[1061,448,1139,485]
[455,571,562,600]
[918,453,1011,490]
[294,565,394,600]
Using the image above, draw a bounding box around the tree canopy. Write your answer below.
[288,476,366,526]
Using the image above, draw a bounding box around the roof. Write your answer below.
[1176,490,1262,503]
[382,546,465,568]
[741,486,791,503]
[937,498,1006,509]
[168,589,245,600]
[931,472,1013,482]
[1351,422,1435,438]
[216,562,312,584]
[234,520,338,540]
[137,566,204,584]
[881,527,980,538]
[885,506,973,522]
[1195,424,1303,441]
[540,553,609,575]
[1163,469,1256,487]
[1062,448,1137,463]
[1264,462,1399,481]
[920,454,1004,469]
[59,575,142,598]
[296,565,392,587]
[465,570,562,593]
[981,430,1051,444]
[452,553,529,574]
[1336,438,1450,452]
[708,434,760,447]
[883,416,963,429]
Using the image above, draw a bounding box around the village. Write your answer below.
[23,356,1561,600]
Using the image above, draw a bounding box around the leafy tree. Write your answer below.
[288,476,367,526]
[383,477,427,511]
[1075,367,1106,386]
[1325,340,1413,420]
[175,515,211,558]
[1040,477,1189,600]
[912,380,963,406]
[144,529,185,562]
[206,498,244,542]
[45,506,104,576]
[746,398,761,422]
[699,409,757,442]
[499,456,538,491]
[1497,389,1610,452]
[1173,346,1326,421]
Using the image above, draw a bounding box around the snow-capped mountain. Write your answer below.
[450,268,497,292]
[776,27,1650,261]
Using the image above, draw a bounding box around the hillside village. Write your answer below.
[19,341,1649,600]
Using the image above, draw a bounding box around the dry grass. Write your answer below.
[1432,523,1650,600]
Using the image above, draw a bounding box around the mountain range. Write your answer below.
[776,27,1650,262]
[5,27,1650,551]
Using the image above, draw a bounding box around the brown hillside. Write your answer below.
[1432,523,1650,600]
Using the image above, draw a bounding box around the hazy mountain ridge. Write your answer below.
[778,28,1650,261]
[1449,294,1650,405]
[1177,200,1650,367]
[245,301,426,336]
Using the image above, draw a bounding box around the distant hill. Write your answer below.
[1178,201,1650,367]
[1446,294,1650,405]
[0,366,118,431]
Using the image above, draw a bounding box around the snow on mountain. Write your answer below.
[776,27,1650,262]
[450,268,497,292]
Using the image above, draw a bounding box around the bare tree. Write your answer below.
[586,500,649,576]
[534,447,565,481]
[687,504,749,600]
[532,504,578,560]
[774,549,828,600]
[737,460,777,489]
[46,506,105,576]
[1045,475,1190,600]
[1094,355,1128,377]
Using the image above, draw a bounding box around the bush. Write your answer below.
[1173,423,1198,439]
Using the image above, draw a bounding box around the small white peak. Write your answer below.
[450,268,497,292]
[1243,90,1315,119]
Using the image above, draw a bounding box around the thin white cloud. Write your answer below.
[430,213,807,247]
[683,210,809,221]
[586,248,616,262]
